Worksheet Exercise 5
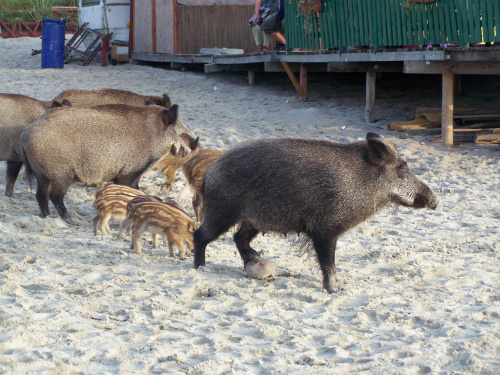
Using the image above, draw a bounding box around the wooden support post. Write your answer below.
[281,61,306,101]
[248,71,255,85]
[300,63,307,100]
[100,37,110,67]
[442,73,454,148]
[151,0,157,54]
[173,0,178,53]
[365,71,376,123]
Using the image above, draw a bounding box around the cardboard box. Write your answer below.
[111,46,129,62]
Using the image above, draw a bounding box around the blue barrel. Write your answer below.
[41,18,66,69]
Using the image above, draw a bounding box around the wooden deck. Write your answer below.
[131,46,500,148]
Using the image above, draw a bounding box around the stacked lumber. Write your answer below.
[387,108,500,144]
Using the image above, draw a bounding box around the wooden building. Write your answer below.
[130,0,259,54]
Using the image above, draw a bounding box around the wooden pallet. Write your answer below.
[388,108,500,144]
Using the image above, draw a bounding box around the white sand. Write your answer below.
[0,37,499,374]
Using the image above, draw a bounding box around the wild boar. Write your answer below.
[51,89,197,145]
[0,93,66,197]
[151,135,200,192]
[181,145,225,222]
[52,88,172,108]
[94,184,146,201]
[92,193,138,236]
[193,133,439,293]
[117,195,180,241]
[126,201,196,256]
[20,104,189,224]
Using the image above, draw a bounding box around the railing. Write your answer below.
[285,0,499,50]
[0,7,78,38]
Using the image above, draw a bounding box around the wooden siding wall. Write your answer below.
[134,1,153,53]
[285,0,499,50]
[134,0,174,54]
[177,5,258,53]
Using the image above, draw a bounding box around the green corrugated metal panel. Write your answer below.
[286,0,497,50]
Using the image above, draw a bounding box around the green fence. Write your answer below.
[285,0,499,50]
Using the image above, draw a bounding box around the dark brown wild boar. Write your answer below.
[194,133,439,293]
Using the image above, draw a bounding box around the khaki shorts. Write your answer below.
[261,12,284,35]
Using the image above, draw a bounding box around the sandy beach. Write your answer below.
[0,36,499,374]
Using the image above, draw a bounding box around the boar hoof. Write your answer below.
[245,258,276,280]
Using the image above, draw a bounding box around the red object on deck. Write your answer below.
[100,37,110,67]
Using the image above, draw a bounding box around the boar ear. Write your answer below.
[161,104,178,128]
[161,94,172,109]
[366,132,381,140]
[190,137,200,151]
[62,99,72,107]
[51,100,64,108]
[367,138,395,166]
[170,144,179,155]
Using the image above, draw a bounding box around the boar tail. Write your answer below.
[20,145,35,190]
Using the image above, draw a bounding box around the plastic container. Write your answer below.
[41,18,66,69]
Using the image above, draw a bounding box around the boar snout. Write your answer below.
[414,184,439,210]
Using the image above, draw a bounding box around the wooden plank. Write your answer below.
[486,0,495,42]
[387,118,440,131]
[454,128,500,132]
[404,61,500,74]
[431,0,441,44]
[447,0,458,45]
[442,73,454,148]
[454,115,500,121]
[457,0,469,46]
[426,1,435,46]
[475,130,500,144]
[495,0,500,43]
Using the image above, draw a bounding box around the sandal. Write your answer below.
[261,46,269,52]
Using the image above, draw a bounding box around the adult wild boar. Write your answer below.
[52,88,171,108]
[0,93,66,197]
[21,104,189,224]
[52,89,196,142]
[193,133,439,293]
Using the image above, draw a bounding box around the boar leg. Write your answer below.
[310,233,338,294]
[49,181,73,224]
[192,192,203,222]
[233,220,260,265]
[193,210,238,268]
[5,161,23,197]
[35,174,51,218]
[92,214,100,235]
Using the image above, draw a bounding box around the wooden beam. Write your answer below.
[300,64,307,100]
[366,71,376,123]
[327,61,403,73]
[405,61,500,74]
[281,61,306,101]
[442,73,454,148]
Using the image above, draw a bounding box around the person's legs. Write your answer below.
[263,31,271,49]
[262,16,286,46]
[252,25,264,51]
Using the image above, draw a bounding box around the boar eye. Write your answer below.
[396,162,408,178]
